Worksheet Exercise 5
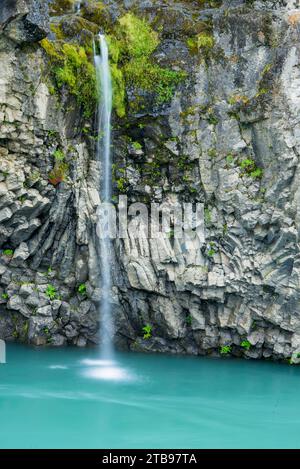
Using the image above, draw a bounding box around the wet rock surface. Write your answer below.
[1,0,300,362]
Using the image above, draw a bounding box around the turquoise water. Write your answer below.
[0,344,300,449]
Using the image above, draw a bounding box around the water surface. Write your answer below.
[0,344,299,448]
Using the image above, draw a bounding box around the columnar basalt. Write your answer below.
[1,0,300,363]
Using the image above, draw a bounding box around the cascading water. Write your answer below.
[75,1,81,14]
[94,34,114,360]
[83,34,131,382]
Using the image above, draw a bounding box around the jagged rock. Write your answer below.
[11,242,30,265]
[1,0,300,362]
[1,0,49,44]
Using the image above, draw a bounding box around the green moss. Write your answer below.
[53,149,65,161]
[187,31,215,56]
[198,32,215,50]
[49,0,76,15]
[48,161,69,186]
[40,39,97,118]
[239,159,263,179]
[110,63,126,118]
[118,13,159,58]
[107,13,186,116]
[81,1,108,26]
[208,148,217,158]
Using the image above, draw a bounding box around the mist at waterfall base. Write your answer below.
[2,343,300,449]
[86,34,124,381]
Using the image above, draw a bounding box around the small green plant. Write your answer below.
[116,177,128,193]
[53,149,65,161]
[197,32,215,50]
[250,168,263,179]
[142,324,152,339]
[239,159,263,179]
[241,340,251,351]
[78,283,87,295]
[226,154,234,166]
[240,158,255,171]
[132,141,142,151]
[220,345,231,355]
[1,293,8,300]
[2,249,13,257]
[207,242,216,257]
[48,162,69,186]
[204,208,212,225]
[208,148,217,158]
[207,113,218,125]
[186,315,193,326]
[45,284,57,300]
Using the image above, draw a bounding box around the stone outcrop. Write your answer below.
[1,0,300,363]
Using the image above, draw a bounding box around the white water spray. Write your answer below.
[75,1,81,14]
[94,34,114,360]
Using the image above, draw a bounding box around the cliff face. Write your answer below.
[1,0,300,362]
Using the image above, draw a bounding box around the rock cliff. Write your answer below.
[1,0,300,363]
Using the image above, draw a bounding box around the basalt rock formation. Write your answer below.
[1,0,300,363]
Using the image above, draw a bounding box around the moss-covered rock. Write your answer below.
[107,13,187,116]
[49,0,76,15]
[40,38,97,117]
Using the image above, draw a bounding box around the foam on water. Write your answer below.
[81,358,135,382]
[49,365,68,370]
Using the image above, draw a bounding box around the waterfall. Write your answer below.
[75,1,81,14]
[94,34,114,359]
